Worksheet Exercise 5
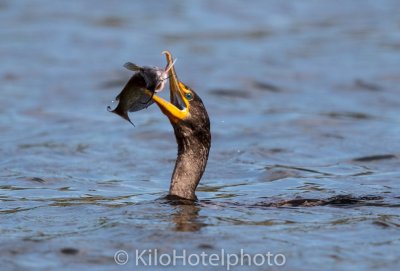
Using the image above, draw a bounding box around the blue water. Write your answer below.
[1,0,400,270]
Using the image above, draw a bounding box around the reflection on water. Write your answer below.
[1,0,400,270]
[172,204,205,232]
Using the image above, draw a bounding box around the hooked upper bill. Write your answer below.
[151,51,192,123]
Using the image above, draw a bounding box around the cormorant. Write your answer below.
[151,51,211,201]
[115,52,381,207]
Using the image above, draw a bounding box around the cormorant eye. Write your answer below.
[185,92,193,101]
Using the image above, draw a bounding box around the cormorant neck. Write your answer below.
[169,125,211,201]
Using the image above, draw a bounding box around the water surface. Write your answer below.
[1,0,400,270]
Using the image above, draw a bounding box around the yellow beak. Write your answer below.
[151,51,190,123]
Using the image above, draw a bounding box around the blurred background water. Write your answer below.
[1,0,400,270]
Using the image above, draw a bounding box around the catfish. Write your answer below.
[108,59,176,125]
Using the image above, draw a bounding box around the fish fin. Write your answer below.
[123,62,141,71]
[124,115,136,127]
[108,105,136,127]
[118,112,136,127]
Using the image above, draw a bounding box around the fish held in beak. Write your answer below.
[108,59,176,125]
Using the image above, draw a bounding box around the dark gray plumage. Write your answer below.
[168,86,211,201]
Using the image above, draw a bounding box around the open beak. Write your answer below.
[151,51,190,123]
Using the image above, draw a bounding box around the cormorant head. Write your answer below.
[151,51,210,135]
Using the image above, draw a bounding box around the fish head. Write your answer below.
[139,66,168,93]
